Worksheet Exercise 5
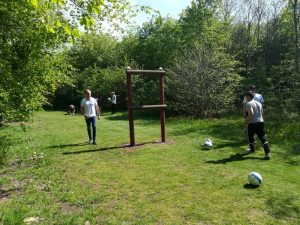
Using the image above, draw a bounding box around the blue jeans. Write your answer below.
[85,117,96,141]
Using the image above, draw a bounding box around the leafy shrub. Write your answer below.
[167,44,242,118]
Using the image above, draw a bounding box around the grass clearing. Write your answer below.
[0,111,299,224]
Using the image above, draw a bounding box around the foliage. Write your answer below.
[51,34,127,110]
[131,16,181,69]
[2,0,300,121]
[27,0,135,43]
[179,0,220,47]
[0,0,138,122]
[69,33,122,71]
[0,0,72,121]
[167,44,242,118]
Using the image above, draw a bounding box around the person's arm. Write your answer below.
[245,106,253,124]
[95,103,100,119]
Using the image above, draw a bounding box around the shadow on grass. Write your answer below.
[169,127,203,136]
[206,153,264,164]
[212,140,246,150]
[208,123,245,140]
[274,143,300,166]
[48,143,90,148]
[105,111,161,122]
[62,141,163,155]
[266,193,300,220]
[63,146,124,155]
[104,113,128,121]
[243,183,260,189]
[168,120,244,139]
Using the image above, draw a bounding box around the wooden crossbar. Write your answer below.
[126,69,165,75]
[128,105,167,110]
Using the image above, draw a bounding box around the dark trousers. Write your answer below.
[111,104,116,114]
[247,122,270,154]
[85,117,96,141]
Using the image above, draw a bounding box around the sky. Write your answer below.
[131,0,192,25]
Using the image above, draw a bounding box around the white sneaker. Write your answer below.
[264,153,270,160]
[246,148,255,153]
[89,139,93,144]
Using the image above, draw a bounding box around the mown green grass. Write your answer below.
[0,111,299,225]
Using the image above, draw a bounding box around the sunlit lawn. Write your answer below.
[0,111,299,225]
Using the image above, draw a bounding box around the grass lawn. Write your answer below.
[0,111,299,225]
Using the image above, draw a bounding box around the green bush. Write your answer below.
[166,44,242,118]
[0,136,9,167]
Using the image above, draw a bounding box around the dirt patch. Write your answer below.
[0,187,12,203]
[0,179,27,203]
[157,219,164,225]
[6,122,31,127]
[108,200,117,210]
[59,202,81,214]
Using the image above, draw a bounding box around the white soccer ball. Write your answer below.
[107,97,111,102]
[203,138,213,149]
[248,172,263,186]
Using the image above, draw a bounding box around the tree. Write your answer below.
[0,0,72,121]
[131,16,181,69]
[28,0,135,43]
[288,0,300,74]
[179,0,220,48]
[124,16,181,106]
[0,0,137,122]
[167,45,242,118]
[51,33,127,110]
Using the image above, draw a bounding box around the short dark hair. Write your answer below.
[245,91,254,99]
[249,85,256,90]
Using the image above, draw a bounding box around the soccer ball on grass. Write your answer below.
[203,138,213,149]
[248,172,263,186]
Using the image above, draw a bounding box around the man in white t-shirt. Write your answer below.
[80,89,100,145]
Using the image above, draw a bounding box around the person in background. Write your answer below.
[243,85,264,116]
[110,92,117,114]
[80,89,100,145]
[244,92,270,160]
[68,104,76,115]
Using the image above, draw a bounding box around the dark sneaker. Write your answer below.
[264,153,270,160]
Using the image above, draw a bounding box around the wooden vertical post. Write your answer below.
[159,72,166,143]
[126,67,166,146]
[126,68,135,146]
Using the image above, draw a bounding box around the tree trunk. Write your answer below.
[290,0,300,74]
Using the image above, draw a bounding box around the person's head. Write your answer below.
[111,92,115,96]
[84,89,91,98]
[249,85,256,94]
[245,91,254,101]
